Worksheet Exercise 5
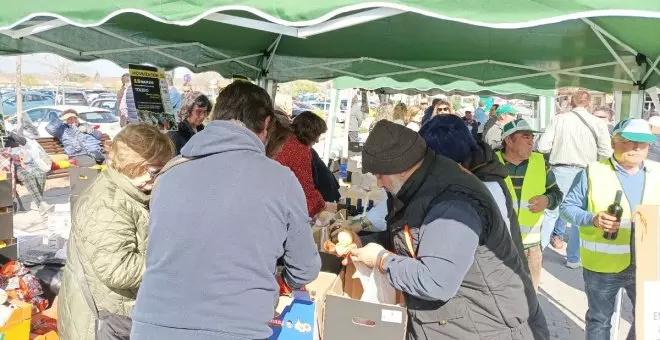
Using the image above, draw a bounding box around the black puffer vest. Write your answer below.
[385,150,549,340]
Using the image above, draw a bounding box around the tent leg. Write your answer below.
[323,88,340,162]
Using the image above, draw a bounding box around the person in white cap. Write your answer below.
[46,109,105,166]
[560,118,660,340]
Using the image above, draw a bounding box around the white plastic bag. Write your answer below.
[353,261,396,305]
[25,138,52,172]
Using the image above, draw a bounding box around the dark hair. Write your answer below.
[419,115,477,163]
[431,98,441,107]
[212,81,274,134]
[292,111,327,146]
[266,113,292,158]
[192,94,212,113]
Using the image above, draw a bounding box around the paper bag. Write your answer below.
[352,261,396,305]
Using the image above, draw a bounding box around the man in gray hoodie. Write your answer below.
[131,82,321,340]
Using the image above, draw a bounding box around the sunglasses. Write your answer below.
[435,107,450,112]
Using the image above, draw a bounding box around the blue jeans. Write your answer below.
[583,266,636,340]
[551,166,582,262]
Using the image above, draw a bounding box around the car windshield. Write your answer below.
[66,93,86,101]
[79,111,119,123]
[97,101,116,109]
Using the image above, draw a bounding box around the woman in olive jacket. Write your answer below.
[58,124,174,340]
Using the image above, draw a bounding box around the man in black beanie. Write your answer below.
[346,120,549,340]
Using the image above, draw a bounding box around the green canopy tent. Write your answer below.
[0,2,660,96]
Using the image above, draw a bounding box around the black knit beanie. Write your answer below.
[362,120,427,175]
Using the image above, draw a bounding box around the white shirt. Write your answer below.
[537,108,612,167]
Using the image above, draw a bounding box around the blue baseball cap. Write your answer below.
[612,118,657,143]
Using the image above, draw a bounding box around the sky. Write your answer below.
[0,53,193,78]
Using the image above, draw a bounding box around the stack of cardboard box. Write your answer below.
[0,175,17,260]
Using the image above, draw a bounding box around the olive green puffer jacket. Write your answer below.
[58,168,150,340]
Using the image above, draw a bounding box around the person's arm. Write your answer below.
[378,200,481,301]
[281,174,322,288]
[45,119,66,140]
[559,169,593,226]
[595,120,613,160]
[537,117,556,154]
[484,127,502,150]
[543,161,563,210]
[84,204,146,290]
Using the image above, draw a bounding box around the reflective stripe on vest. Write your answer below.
[582,159,660,273]
[495,151,546,246]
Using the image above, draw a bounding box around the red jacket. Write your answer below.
[276,136,325,217]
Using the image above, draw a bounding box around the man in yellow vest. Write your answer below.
[560,118,660,340]
[496,119,563,291]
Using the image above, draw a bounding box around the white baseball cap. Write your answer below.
[612,118,657,143]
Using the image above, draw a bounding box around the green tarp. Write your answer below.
[332,77,555,101]
[1,2,659,92]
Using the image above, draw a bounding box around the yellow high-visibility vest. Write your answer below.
[496,152,546,247]
[582,159,660,273]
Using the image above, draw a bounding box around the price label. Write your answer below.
[644,281,660,340]
[381,309,403,324]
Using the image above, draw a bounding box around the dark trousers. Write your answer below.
[583,266,636,340]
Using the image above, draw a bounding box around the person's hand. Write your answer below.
[77,125,88,133]
[348,243,385,268]
[329,219,362,243]
[324,202,338,213]
[528,195,549,213]
[592,211,620,232]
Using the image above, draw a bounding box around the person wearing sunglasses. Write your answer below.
[432,99,452,116]
[58,124,175,340]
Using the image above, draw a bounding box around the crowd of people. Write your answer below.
[49,81,660,340]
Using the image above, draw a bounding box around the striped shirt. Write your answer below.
[537,108,612,167]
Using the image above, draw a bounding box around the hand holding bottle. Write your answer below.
[592,212,620,232]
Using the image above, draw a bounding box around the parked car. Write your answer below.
[292,101,319,118]
[84,89,113,103]
[5,105,121,139]
[90,98,118,115]
[2,91,55,116]
[57,91,88,106]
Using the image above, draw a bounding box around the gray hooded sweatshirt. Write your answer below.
[131,121,321,340]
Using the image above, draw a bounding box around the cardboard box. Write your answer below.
[0,238,18,261]
[0,299,33,339]
[0,178,12,209]
[323,263,407,340]
[635,205,660,340]
[0,210,13,241]
[69,167,102,196]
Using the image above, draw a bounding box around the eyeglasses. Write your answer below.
[147,167,163,180]
[594,115,609,119]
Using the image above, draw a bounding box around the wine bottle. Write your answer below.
[356,199,364,215]
[603,190,624,240]
[367,200,374,212]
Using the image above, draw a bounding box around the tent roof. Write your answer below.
[332,76,555,101]
[1,3,660,92]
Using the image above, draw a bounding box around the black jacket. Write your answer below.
[463,141,529,272]
[310,148,340,202]
[387,150,548,340]
[167,121,204,155]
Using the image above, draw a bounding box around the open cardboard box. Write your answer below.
[322,262,407,340]
[635,205,660,340]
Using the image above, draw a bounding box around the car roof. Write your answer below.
[27,105,112,113]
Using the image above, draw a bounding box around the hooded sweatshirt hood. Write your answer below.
[463,140,509,182]
[180,120,264,158]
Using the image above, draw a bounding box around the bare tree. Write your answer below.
[39,54,72,103]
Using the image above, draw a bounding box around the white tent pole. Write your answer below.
[589,27,637,82]
[297,8,404,38]
[91,27,196,67]
[323,88,340,162]
[196,53,263,68]
[82,42,199,56]
[483,62,627,84]
[204,13,299,37]
[285,58,365,71]
[642,54,660,83]
[6,19,68,38]
[614,91,623,122]
[343,89,353,159]
[365,59,489,79]
[265,35,283,73]
[195,44,261,72]
[580,18,638,56]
